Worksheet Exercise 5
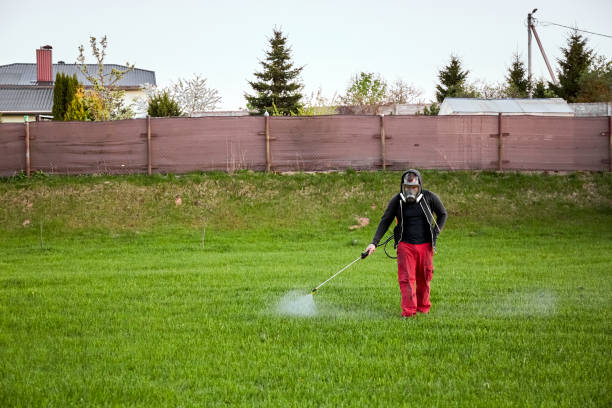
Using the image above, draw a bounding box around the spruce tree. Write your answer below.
[550,30,593,102]
[533,79,557,98]
[245,29,304,115]
[505,53,530,98]
[435,56,470,103]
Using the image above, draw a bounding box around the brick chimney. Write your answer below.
[36,45,53,84]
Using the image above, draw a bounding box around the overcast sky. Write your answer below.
[2,0,611,110]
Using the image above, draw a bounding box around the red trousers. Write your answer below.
[397,242,434,317]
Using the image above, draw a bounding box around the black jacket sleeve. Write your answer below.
[428,192,447,233]
[371,195,399,246]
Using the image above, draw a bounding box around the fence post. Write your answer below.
[265,115,271,172]
[380,114,386,170]
[147,116,152,175]
[608,115,611,172]
[25,121,31,177]
[498,113,503,172]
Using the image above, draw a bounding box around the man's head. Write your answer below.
[401,170,421,203]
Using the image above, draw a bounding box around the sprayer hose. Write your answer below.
[380,234,397,259]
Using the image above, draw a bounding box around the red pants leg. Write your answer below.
[397,243,417,316]
[416,243,434,313]
[397,242,434,317]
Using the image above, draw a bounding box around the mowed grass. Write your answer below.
[0,171,611,407]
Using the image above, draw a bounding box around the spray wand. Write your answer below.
[310,233,396,295]
[311,250,370,295]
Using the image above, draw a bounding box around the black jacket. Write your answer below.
[371,169,447,250]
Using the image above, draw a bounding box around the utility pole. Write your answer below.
[531,24,558,86]
[528,9,535,98]
[527,8,559,95]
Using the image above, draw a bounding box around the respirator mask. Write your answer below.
[400,172,421,203]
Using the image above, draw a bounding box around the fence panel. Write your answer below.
[0,123,26,177]
[151,116,266,173]
[0,115,609,175]
[503,116,608,171]
[386,116,499,170]
[28,120,147,174]
[269,116,380,171]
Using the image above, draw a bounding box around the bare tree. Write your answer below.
[77,36,135,120]
[385,79,423,104]
[169,74,222,115]
[470,79,508,99]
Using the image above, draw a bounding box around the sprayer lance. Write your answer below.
[311,251,369,295]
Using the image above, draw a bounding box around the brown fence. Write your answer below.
[1,115,610,177]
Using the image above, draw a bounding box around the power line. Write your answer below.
[537,20,612,39]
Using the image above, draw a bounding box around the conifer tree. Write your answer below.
[64,86,88,121]
[422,103,440,116]
[52,73,67,120]
[550,30,593,102]
[533,79,557,98]
[505,53,531,98]
[52,73,80,120]
[245,29,304,115]
[577,56,612,102]
[435,56,470,103]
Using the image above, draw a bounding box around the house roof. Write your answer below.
[439,98,574,116]
[0,63,156,88]
[0,86,53,113]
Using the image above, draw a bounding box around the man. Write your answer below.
[365,169,447,317]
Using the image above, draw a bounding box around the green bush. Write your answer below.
[422,102,440,116]
[147,91,182,117]
[64,86,88,121]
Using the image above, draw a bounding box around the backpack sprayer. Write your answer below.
[311,170,442,296]
[310,198,440,295]
[310,234,395,295]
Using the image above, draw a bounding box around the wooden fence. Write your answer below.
[1,114,610,177]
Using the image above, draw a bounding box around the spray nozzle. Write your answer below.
[311,288,318,295]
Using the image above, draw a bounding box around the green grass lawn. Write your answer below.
[1,171,611,407]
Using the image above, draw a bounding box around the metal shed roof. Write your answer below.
[439,98,574,116]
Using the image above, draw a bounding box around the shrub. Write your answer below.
[147,92,182,117]
[64,86,88,121]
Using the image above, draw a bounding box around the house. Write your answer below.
[569,102,612,117]
[0,45,156,122]
[379,103,432,115]
[335,103,432,116]
[191,110,250,117]
[439,98,574,117]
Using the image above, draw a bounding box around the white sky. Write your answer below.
[1,0,611,110]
